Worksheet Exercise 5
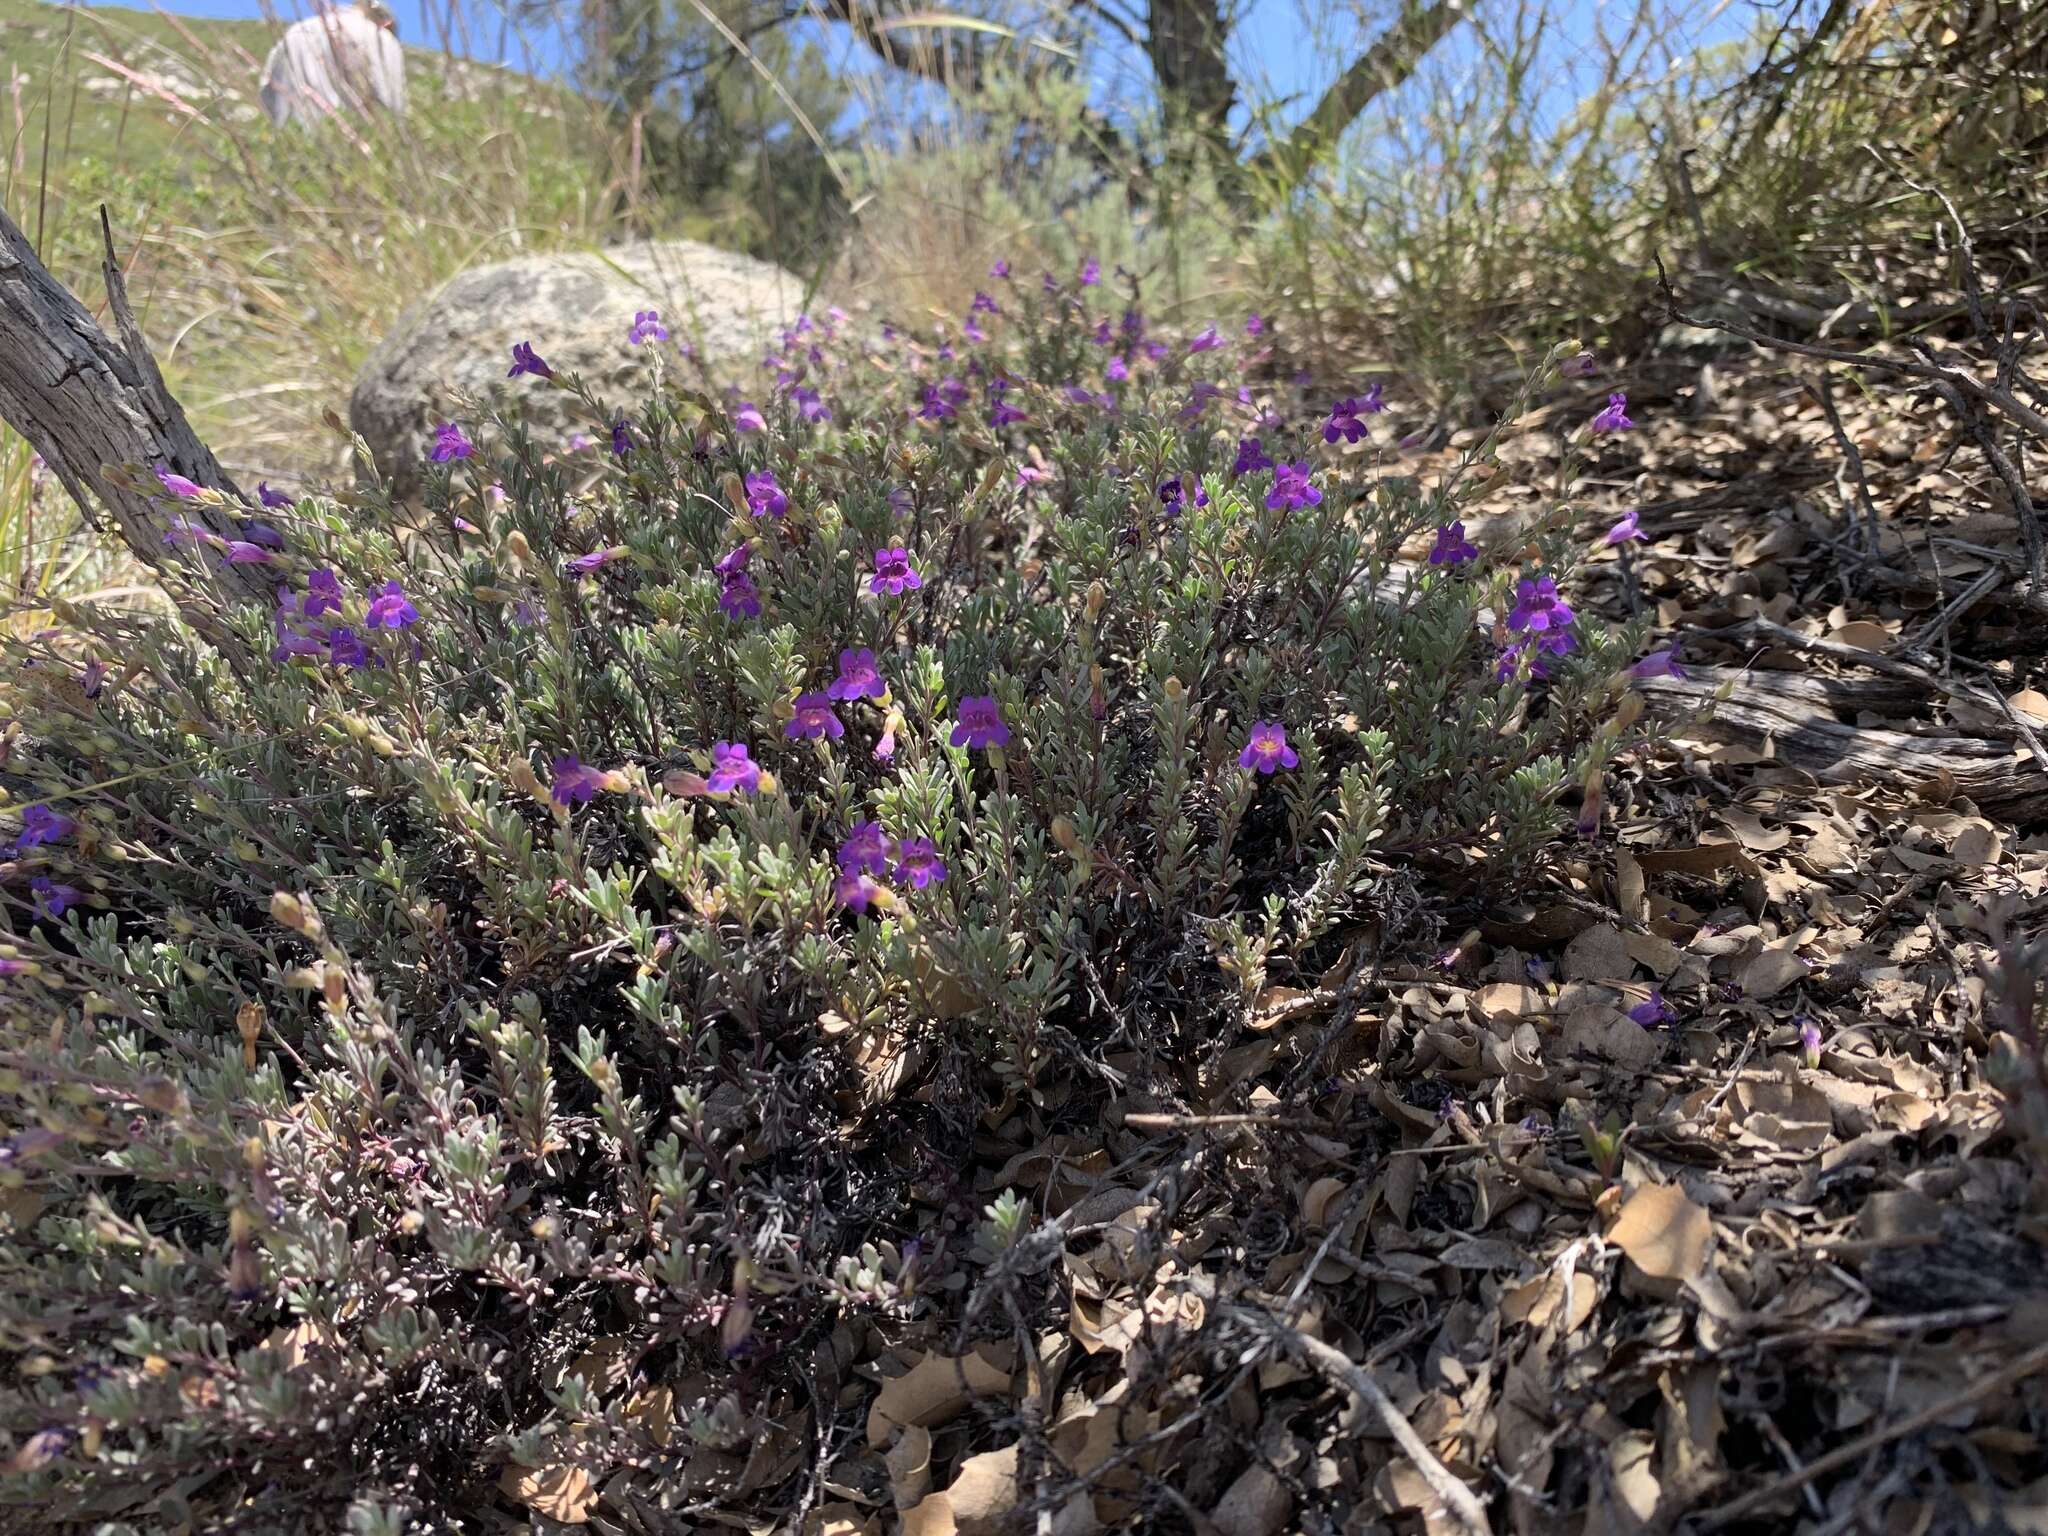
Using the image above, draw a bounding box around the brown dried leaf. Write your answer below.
[1607,1182,1712,1280]
[498,1462,599,1524]
[865,1345,1015,1446]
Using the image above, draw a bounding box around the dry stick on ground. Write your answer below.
[1229,1302,1495,1536]
[1690,1339,2048,1531]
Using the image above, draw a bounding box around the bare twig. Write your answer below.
[1229,1302,1495,1536]
[1690,1340,2048,1530]
[1806,372,1882,554]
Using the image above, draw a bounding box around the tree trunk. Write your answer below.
[0,202,269,607]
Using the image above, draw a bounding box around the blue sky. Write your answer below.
[80,0,1751,143]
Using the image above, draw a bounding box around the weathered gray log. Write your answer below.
[0,202,269,607]
[1637,665,2048,821]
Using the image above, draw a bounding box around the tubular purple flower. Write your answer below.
[1603,510,1644,544]
[990,397,1028,427]
[1104,355,1130,383]
[257,482,293,509]
[1079,257,1100,286]
[791,385,831,423]
[238,520,286,549]
[1507,576,1574,635]
[430,422,475,462]
[1238,721,1298,774]
[838,821,891,877]
[305,568,344,618]
[1245,312,1265,336]
[364,580,419,630]
[611,417,634,457]
[786,692,845,741]
[30,876,80,921]
[1188,325,1223,353]
[732,401,767,433]
[718,572,761,619]
[79,659,110,698]
[870,547,922,596]
[1428,522,1480,567]
[1265,463,1322,511]
[834,869,886,914]
[990,258,1010,279]
[706,742,761,794]
[950,695,1009,750]
[745,471,788,519]
[829,647,886,701]
[567,546,629,575]
[971,291,1000,316]
[628,309,668,345]
[894,837,947,889]
[1561,350,1597,378]
[1323,386,1385,444]
[1232,438,1274,477]
[1590,391,1633,433]
[550,755,613,807]
[1628,990,1676,1027]
[14,804,77,852]
[220,541,277,565]
[508,341,554,379]
[154,464,204,498]
[1627,648,1685,680]
[326,628,376,669]
[1799,1018,1824,1068]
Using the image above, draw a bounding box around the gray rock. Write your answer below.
[349,238,807,493]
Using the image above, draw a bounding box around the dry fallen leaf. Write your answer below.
[865,1345,1014,1446]
[1607,1182,1712,1280]
[498,1462,599,1524]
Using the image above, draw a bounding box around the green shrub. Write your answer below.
[0,274,1652,1527]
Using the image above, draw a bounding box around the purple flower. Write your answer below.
[887,486,913,517]
[990,258,1010,279]
[745,471,788,520]
[1495,629,1577,683]
[79,659,110,698]
[238,520,286,549]
[1590,391,1633,433]
[628,309,668,345]
[971,291,1000,316]
[305,568,345,618]
[508,341,553,379]
[719,572,762,619]
[1323,386,1385,444]
[894,837,947,889]
[1245,312,1265,336]
[950,695,1009,750]
[829,647,886,701]
[1159,475,1208,515]
[786,691,845,741]
[326,628,375,670]
[1017,466,1051,487]
[1105,355,1131,383]
[0,958,38,977]
[1238,721,1298,774]
[834,869,886,914]
[1507,575,1574,635]
[715,542,751,580]
[791,385,831,423]
[14,804,77,852]
[1799,1018,1824,1068]
[729,400,767,434]
[163,515,213,549]
[364,580,419,630]
[29,877,79,921]
[871,547,922,596]
[1179,382,1224,420]
[706,741,761,794]
[1428,522,1480,566]
[1232,437,1274,477]
[272,592,329,660]
[1265,463,1322,511]
[220,541,276,565]
[611,417,634,457]
[1561,350,1596,378]
[1188,325,1223,353]
[1628,990,1676,1027]
[838,820,891,877]
[1603,510,1644,545]
[430,422,475,462]
[1627,648,1686,681]
[916,377,968,422]
[257,482,293,510]
[550,755,613,806]
[990,397,1028,427]
[153,464,203,498]
[1079,257,1100,286]
[567,546,630,575]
